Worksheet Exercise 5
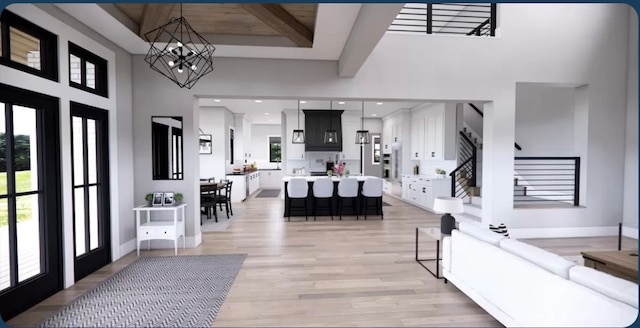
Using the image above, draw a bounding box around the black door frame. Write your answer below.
[70,102,111,282]
[0,83,63,321]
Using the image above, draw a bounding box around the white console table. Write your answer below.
[133,203,187,256]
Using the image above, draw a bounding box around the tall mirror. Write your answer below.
[152,116,183,180]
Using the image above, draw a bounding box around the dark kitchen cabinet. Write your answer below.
[303,110,343,151]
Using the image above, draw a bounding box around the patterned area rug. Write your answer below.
[38,254,247,327]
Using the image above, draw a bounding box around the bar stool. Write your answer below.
[361,177,383,220]
[287,178,309,221]
[312,177,334,221]
[337,177,359,220]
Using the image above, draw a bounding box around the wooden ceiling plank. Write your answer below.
[139,4,176,38]
[240,4,313,48]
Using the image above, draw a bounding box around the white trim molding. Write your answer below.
[509,226,619,239]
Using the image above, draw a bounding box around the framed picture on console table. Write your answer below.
[152,192,164,206]
[163,192,175,206]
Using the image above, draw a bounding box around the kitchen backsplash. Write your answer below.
[286,152,361,175]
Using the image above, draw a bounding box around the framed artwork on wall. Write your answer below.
[199,134,212,154]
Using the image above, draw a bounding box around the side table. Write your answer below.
[134,203,187,256]
[415,227,446,281]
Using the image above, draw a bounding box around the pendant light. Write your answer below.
[292,100,305,144]
[355,101,371,144]
[324,100,338,144]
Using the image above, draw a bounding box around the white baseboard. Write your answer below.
[622,226,639,239]
[509,226,619,239]
[117,238,136,259]
[190,233,202,248]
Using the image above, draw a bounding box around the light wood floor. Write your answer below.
[7,193,636,327]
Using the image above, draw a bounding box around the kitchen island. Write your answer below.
[282,176,382,218]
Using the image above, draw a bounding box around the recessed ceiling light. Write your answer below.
[372,114,377,117]
[376,102,383,105]
[338,101,345,105]
[213,99,221,102]
[300,101,307,104]
[264,112,269,115]
[254,100,262,103]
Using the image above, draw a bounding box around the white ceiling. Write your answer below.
[198,98,427,124]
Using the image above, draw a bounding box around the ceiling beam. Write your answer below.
[338,4,404,77]
[240,4,313,48]
[139,4,176,38]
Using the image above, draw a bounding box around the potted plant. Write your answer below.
[145,193,153,206]
[174,193,184,205]
[327,169,333,177]
[435,168,447,178]
[345,169,350,177]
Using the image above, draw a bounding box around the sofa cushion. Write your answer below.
[458,221,506,246]
[570,265,639,308]
[500,238,575,279]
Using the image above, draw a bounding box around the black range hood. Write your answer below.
[303,110,343,152]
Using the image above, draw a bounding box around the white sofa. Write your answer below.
[442,222,639,327]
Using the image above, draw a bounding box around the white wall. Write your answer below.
[250,124,281,169]
[199,107,226,181]
[1,4,134,288]
[623,6,638,232]
[515,84,577,156]
[130,4,631,236]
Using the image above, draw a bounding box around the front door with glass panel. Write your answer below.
[71,102,111,282]
[0,83,62,320]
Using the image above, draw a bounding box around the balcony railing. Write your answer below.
[514,157,580,206]
[389,3,497,37]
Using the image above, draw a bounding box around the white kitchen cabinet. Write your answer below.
[400,175,451,212]
[382,119,392,154]
[247,171,260,196]
[226,175,247,202]
[401,175,410,199]
[411,114,425,160]
[424,105,456,161]
[260,170,283,190]
[341,121,362,160]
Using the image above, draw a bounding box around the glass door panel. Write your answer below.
[70,102,110,282]
[0,83,62,320]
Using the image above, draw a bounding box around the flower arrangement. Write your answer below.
[333,162,346,176]
[435,168,446,175]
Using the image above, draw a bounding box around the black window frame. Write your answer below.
[0,9,59,82]
[68,42,108,98]
[269,136,281,163]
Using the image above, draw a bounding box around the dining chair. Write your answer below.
[215,180,233,219]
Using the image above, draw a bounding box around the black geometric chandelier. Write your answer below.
[144,4,215,89]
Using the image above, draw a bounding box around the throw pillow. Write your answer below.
[489,223,509,238]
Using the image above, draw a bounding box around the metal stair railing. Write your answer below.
[450,131,477,198]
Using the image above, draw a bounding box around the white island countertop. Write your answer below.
[282,175,378,182]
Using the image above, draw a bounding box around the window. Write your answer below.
[0,10,58,81]
[269,136,281,163]
[68,42,108,97]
